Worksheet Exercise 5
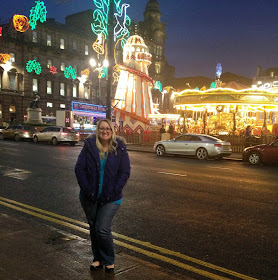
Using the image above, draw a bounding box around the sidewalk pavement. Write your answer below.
[0,212,193,280]
[126,144,243,161]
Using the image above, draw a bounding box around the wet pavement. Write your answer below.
[0,212,193,280]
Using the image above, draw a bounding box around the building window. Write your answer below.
[85,45,89,55]
[32,78,38,92]
[61,62,65,71]
[0,104,2,118]
[47,34,51,46]
[47,59,52,68]
[270,71,274,77]
[73,84,77,97]
[47,102,53,108]
[60,38,65,49]
[73,41,77,50]
[9,53,15,62]
[84,86,89,99]
[60,83,65,96]
[60,104,66,109]
[32,31,37,43]
[47,81,52,94]
[155,63,161,74]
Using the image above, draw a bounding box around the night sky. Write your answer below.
[0,0,277,78]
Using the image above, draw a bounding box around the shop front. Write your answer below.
[71,101,106,136]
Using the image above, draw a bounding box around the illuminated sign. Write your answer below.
[71,101,106,115]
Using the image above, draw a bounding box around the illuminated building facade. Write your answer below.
[253,66,278,91]
[0,14,106,125]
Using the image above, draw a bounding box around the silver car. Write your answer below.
[0,125,37,141]
[154,133,232,160]
[33,126,79,146]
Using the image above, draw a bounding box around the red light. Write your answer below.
[23,130,29,133]
[214,143,222,147]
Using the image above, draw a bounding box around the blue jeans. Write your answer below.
[80,193,120,266]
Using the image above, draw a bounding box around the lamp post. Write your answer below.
[106,0,114,120]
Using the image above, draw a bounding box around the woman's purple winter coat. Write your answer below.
[75,136,131,204]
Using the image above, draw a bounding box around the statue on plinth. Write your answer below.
[30,92,40,109]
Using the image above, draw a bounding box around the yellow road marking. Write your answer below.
[0,197,258,280]
[158,171,187,177]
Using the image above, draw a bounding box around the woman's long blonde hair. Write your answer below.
[96,119,118,158]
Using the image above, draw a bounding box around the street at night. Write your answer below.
[1,140,277,280]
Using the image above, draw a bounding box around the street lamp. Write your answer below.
[89,57,109,107]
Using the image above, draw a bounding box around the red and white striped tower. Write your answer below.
[113,35,154,133]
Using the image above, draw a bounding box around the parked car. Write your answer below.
[33,126,79,146]
[242,139,278,165]
[153,133,232,160]
[0,124,37,141]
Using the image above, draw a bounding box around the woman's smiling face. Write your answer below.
[98,120,112,144]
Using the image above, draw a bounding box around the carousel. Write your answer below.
[172,86,278,135]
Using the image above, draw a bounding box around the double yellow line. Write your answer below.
[0,196,258,280]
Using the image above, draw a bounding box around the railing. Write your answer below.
[117,132,277,153]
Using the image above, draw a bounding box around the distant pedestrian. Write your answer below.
[75,118,131,273]
[168,123,174,137]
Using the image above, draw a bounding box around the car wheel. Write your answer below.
[248,152,261,165]
[0,133,3,140]
[196,148,208,160]
[52,137,58,145]
[156,144,165,156]
[14,134,21,141]
[70,142,76,146]
[34,136,39,143]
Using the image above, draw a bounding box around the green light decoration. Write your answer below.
[195,87,199,90]
[154,81,162,92]
[91,0,130,48]
[64,66,77,79]
[29,1,47,30]
[100,67,108,78]
[26,60,42,75]
[210,82,216,88]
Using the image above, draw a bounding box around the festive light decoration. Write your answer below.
[26,60,42,74]
[113,64,121,84]
[64,66,77,79]
[81,68,90,78]
[100,67,108,78]
[0,53,11,64]
[114,3,130,47]
[216,63,222,78]
[0,27,2,37]
[210,82,216,88]
[154,81,162,91]
[92,33,105,55]
[29,1,47,30]
[13,15,30,32]
[91,0,130,48]
[50,65,57,75]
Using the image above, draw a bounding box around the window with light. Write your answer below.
[60,83,65,96]
[47,81,52,94]
[47,35,51,46]
[32,78,38,92]
[60,38,65,49]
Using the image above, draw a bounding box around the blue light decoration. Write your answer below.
[26,60,42,75]
[100,67,108,78]
[210,82,216,88]
[64,66,77,79]
[154,81,162,92]
[216,63,222,79]
[29,1,47,30]
[91,0,131,48]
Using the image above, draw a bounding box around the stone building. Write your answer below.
[138,0,175,111]
[0,13,106,125]
[253,66,278,91]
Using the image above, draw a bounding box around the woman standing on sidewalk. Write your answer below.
[75,119,131,273]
